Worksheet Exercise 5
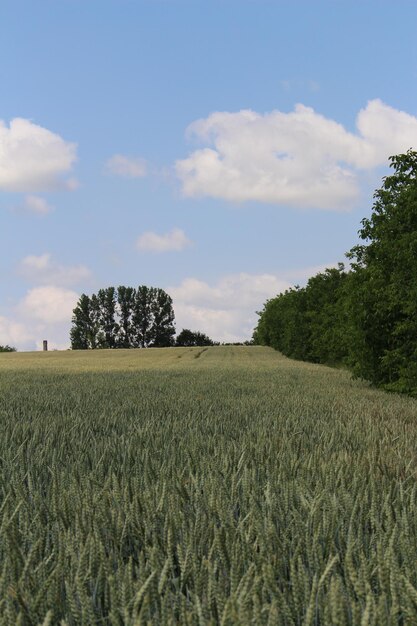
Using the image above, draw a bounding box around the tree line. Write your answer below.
[71,286,176,349]
[253,150,417,396]
[70,286,217,349]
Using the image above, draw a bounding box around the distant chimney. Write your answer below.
[43,340,48,351]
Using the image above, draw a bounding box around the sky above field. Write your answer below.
[1,0,417,349]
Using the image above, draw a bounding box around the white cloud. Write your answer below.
[0,316,33,348]
[176,99,417,210]
[137,228,192,253]
[106,154,147,178]
[20,254,50,271]
[0,285,80,351]
[19,286,79,324]
[23,195,54,215]
[0,118,77,192]
[18,253,91,287]
[169,272,292,342]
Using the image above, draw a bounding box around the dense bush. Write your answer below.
[254,265,349,366]
[176,328,216,347]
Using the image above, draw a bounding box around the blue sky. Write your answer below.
[1,0,417,348]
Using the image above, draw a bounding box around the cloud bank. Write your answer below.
[18,286,79,324]
[0,118,77,192]
[170,272,292,343]
[0,254,91,350]
[176,99,417,210]
[3,271,291,350]
[0,316,33,348]
[3,262,335,350]
[0,286,79,351]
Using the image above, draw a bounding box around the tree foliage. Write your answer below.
[0,345,16,352]
[175,328,215,347]
[346,150,417,391]
[254,266,349,366]
[254,150,417,395]
[70,286,175,349]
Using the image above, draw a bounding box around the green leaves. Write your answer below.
[254,265,349,366]
[176,329,215,347]
[70,286,176,350]
[255,150,417,395]
[348,149,417,392]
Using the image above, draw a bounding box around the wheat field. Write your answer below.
[1,346,417,625]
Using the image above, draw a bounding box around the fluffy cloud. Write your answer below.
[106,154,147,178]
[18,253,91,287]
[19,286,79,324]
[176,99,417,210]
[0,118,77,192]
[169,272,292,342]
[2,250,91,350]
[137,228,192,253]
[0,316,33,347]
[0,285,80,351]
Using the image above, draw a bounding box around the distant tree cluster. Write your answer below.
[0,345,16,353]
[70,286,175,349]
[254,150,417,396]
[175,329,217,347]
[70,287,218,350]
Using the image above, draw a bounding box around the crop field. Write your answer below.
[1,346,417,625]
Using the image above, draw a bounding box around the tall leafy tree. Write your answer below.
[254,150,417,396]
[71,285,176,350]
[254,286,311,360]
[132,286,154,348]
[97,288,118,348]
[152,288,176,347]
[70,294,96,349]
[304,265,349,365]
[117,286,135,348]
[347,150,417,391]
